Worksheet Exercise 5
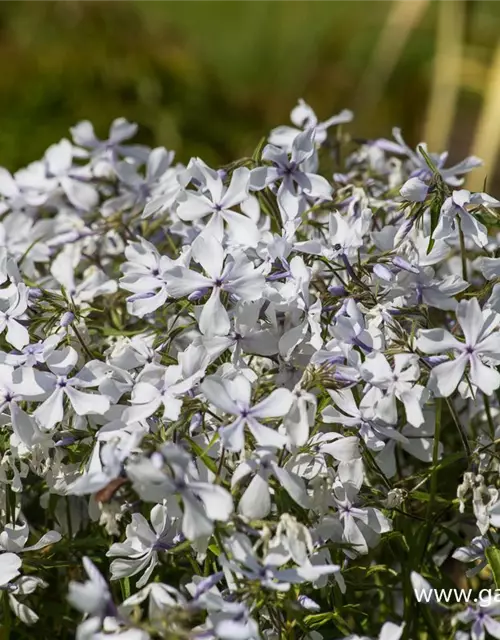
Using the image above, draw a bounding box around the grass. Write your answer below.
[0,1,498,186]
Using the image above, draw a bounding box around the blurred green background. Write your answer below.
[1,0,500,191]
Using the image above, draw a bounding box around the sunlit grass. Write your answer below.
[468,41,500,192]
[0,1,498,187]
[423,0,465,153]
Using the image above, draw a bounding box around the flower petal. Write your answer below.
[64,386,110,416]
[470,355,500,395]
[429,354,468,397]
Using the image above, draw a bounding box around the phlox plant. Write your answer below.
[1,100,500,640]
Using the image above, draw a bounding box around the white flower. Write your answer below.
[452,536,490,577]
[102,147,174,216]
[0,552,22,586]
[288,431,361,481]
[43,138,99,211]
[68,556,114,617]
[283,384,317,446]
[107,504,177,587]
[322,387,398,451]
[71,117,147,163]
[207,602,260,640]
[453,601,500,640]
[320,477,392,556]
[7,575,48,625]
[222,532,340,592]
[122,582,185,626]
[232,448,310,519]
[433,189,500,247]
[375,409,441,478]
[0,522,61,553]
[251,128,332,221]
[201,374,292,451]
[69,426,144,495]
[377,127,482,186]
[296,210,371,262]
[126,445,233,541]
[176,161,258,246]
[395,266,468,311]
[33,347,110,430]
[417,298,500,397]
[400,177,428,202]
[361,352,427,427]
[0,282,30,350]
[128,363,192,422]
[269,99,353,152]
[120,239,184,317]
[167,234,265,337]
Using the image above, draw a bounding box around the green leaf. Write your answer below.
[171,539,192,555]
[486,546,500,588]
[252,136,267,163]
[383,530,410,552]
[303,613,334,628]
[120,577,131,600]
[366,564,398,577]
[186,436,219,475]
[417,145,439,175]
[439,525,468,549]
[412,491,449,505]
[304,612,351,634]
[427,198,441,254]
[431,450,466,472]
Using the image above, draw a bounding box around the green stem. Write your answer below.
[458,217,467,281]
[72,324,96,361]
[120,577,131,601]
[66,497,73,540]
[363,442,391,489]
[427,399,442,523]
[4,484,10,525]
[484,394,496,441]
[445,396,471,458]
[2,591,11,637]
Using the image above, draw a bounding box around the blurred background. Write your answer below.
[1,0,500,191]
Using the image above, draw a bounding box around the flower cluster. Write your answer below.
[2,102,500,639]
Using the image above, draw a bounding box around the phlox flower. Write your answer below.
[167,234,265,338]
[417,298,500,397]
[107,504,178,587]
[201,374,292,451]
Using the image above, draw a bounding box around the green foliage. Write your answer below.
[0,1,498,175]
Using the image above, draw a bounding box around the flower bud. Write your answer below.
[328,285,346,297]
[150,452,164,469]
[393,218,415,245]
[28,287,42,300]
[55,436,76,447]
[423,355,449,366]
[60,311,75,327]
[333,172,348,184]
[193,572,224,600]
[400,177,429,202]
[392,256,419,274]
[385,488,406,508]
[189,412,202,433]
[188,288,209,302]
[127,291,155,302]
[298,595,321,611]
[373,263,393,281]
